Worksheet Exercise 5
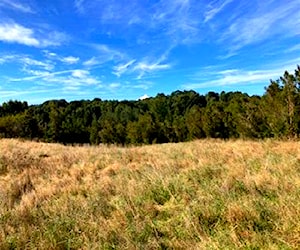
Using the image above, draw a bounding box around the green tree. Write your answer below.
[185,106,205,140]
[262,80,286,137]
[48,102,64,142]
[127,113,156,144]
[281,71,298,137]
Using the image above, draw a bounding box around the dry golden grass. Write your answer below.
[0,138,299,249]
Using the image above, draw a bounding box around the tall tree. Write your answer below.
[281,71,298,137]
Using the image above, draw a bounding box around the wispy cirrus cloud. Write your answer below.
[75,0,203,46]
[113,59,136,77]
[0,54,54,73]
[74,0,85,13]
[151,0,203,45]
[21,57,53,70]
[183,69,276,90]
[133,61,171,79]
[82,44,124,67]
[112,57,171,79]
[93,44,123,59]
[134,62,170,72]
[48,70,101,87]
[133,49,173,79]
[0,22,68,47]
[0,0,34,13]
[83,57,99,67]
[10,68,101,89]
[0,89,51,99]
[1,52,101,93]
[285,44,300,53]
[43,51,79,64]
[219,0,300,51]
[183,58,300,90]
[204,0,234,23]
[0,54,19,64]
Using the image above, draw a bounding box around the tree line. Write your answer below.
[1,66,300,144]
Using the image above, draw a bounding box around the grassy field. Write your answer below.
[0,139,299,249]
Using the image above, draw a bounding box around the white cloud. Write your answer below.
[0,0,33,13]
[0,23,40,46]
[9,68,97,83]
[0,54,19,64]
[43,51,80,64]
[83,57,99,67]
[72,69,89,78]
[134,62,170,71]
[109,83,121,88]
[40,31,68,47]
[139,94,150,100]
[64,70,100,85]
[9,70,70,82]
[22,69,49,77]
[133,61,171,79]
[61,56,80,64]
[43,50,57,58]
[113,60,136,77]
[86,44,124,65]
[21,57,53,71]
[0,22,67,47]
[12,69,102,88]
[95,44,123,60]
[48,71,100,86]
[0,54,54,74]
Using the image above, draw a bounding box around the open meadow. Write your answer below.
[0,139,299,249]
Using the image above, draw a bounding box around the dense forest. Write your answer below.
[1,66,300,144]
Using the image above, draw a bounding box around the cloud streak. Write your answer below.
[111,57,171,79]
[151,0,203,45]
[134,62,171,80]
[113,60,136,77]
[183,58,300,90]
[219,0,300,51]
[0,0,33,13]
[75,0,203,47]
[10,68,101,86]
[82,44,124,67]
[204,0,233,22]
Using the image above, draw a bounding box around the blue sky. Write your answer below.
[0,0,299,104]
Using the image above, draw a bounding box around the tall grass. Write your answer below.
[0,139,299,249]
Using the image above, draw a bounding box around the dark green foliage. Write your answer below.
[1,67,300,144]
[0,100,28,117]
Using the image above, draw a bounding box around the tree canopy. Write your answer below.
[1,66,300,144]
